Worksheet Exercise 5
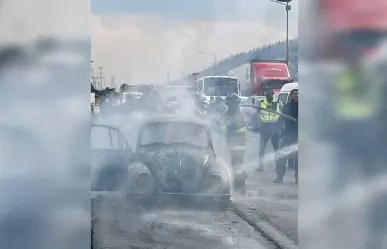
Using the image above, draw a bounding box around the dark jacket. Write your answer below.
[282,100,298,136]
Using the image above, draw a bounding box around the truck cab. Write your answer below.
[252,61,291,96]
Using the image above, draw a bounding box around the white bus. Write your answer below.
[195,76,240,100]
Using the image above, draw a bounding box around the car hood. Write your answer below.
[137,146,211,193]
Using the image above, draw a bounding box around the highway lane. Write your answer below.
[236,130,298,244]
[92,197,279,249]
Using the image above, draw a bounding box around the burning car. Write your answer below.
[127,115,231,207]
[91,116,232,208]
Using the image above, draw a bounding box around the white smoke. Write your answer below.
[0,1,90,249]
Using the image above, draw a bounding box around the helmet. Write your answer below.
[224,92,240,106]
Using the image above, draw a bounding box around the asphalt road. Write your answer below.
[234,130,298,244]
[91,113,298,249]
[92,197,278,249]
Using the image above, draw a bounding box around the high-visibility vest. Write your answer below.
[334,70,379,120]
[260,100,280,123]
[221,113,248,150]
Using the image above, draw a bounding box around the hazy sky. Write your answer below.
[92,0,298,85]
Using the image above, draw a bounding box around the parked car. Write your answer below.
[277,82,298,111]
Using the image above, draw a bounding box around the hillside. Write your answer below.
[195,38,298,81]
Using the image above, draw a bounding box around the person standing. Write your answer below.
[274,89,298,183]
[219,93,248,168]
[256,91,280,172]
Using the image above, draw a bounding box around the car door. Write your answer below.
[91,124,133,191]
[277,92,289,112]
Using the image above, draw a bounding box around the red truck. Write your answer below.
[228,60,291,96]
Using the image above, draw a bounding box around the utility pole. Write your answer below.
[269,0,292,65]
[286,1,291,65]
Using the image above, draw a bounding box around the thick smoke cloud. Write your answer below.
[0,1,90,249]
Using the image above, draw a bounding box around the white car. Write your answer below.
[277,82,298,110]
[122,91,143,103]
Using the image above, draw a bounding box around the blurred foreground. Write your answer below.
[300,0,387,248]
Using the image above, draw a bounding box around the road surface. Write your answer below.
[235,131,298,243]
[91,115,298,249]
[92,197,279,249]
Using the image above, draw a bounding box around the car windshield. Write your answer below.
[262,79,288,90]
[140,122,209,148]
[203,78,238,96]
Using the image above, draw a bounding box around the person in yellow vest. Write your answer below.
[256,91,281,171]
[313,3,387,248]
[328,55,382,193]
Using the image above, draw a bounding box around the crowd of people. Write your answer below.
[217,91,298,184]
[92,85,164,116]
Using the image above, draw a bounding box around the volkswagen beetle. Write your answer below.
[127,115,232,207]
